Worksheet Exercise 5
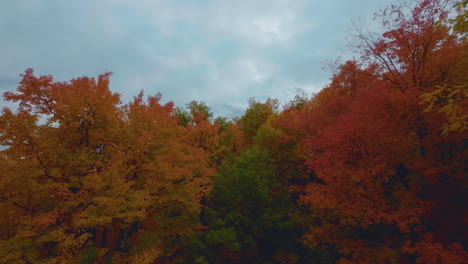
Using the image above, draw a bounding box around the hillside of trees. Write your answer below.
[0,0,466,263]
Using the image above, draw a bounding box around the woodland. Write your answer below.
[0,0,467,263]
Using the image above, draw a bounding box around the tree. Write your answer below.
[175,100,214,126]
[290,1,468,262]
[349,0,461,92]
[238,98,279,145]
[187,100,214,123]
[191,150,326,264]
[420,84,468,135]
[452,0,468,34]
[0,70,213,263]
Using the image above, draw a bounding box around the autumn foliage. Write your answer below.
[274,0,468,263]
[0,0,467,263]
[0,71,215,263]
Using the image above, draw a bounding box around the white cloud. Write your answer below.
[0,0,393,118]
[243,59,265,82]
[105,0,314,45]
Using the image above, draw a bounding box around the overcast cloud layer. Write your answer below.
[0,0,389,117]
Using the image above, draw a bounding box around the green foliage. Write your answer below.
[188,149,329,263]
[174,106,191,126]
[214,116,233,132]
[452,0,468,34]
[174,100,214,126]
[205,227,240,251]
[239,98,279,144]
[283,92,310,109]
[210,150,273,217]
[187,100,214,123]
[78,246,98,264]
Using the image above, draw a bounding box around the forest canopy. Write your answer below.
[0,0,467,263]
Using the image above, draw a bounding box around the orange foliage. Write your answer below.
[0,70,213,263]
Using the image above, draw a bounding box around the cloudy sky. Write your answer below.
[0,0,389,118]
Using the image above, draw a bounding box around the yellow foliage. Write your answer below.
[420,84,468,135]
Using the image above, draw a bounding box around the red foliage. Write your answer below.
[274,1,468,262]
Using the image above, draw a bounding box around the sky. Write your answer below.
[0,0,390,118]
